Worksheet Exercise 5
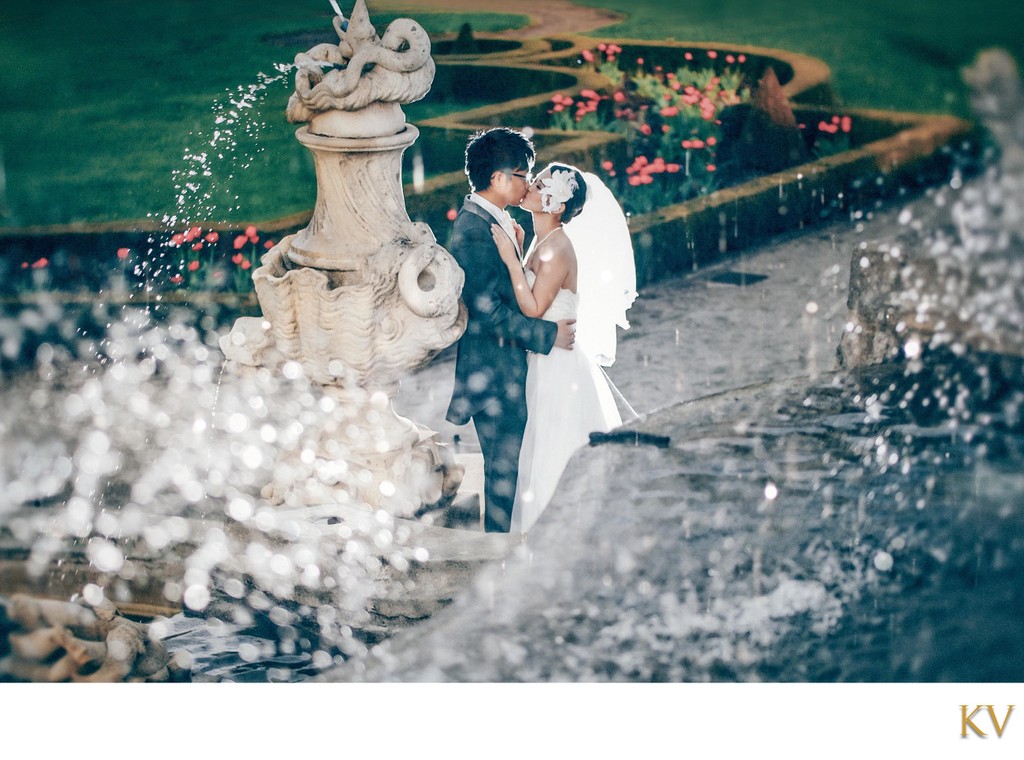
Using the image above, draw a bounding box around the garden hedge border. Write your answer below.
[0,32,977,300]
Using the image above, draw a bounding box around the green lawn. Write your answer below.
[1,0,1021,230]
[0,1,526,230]
[578,0,1024,116]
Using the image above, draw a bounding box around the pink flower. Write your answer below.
[171,233,186,247]
[706,163,717,172]
[183,226,202,242]
[187,260,201,271]
[233,234,248,250]
[726,54,736,64]
[582,49,595,62]
[601,160,614,171]
[682,140,693,149]
[639,123,652,135]
[738,54,747,63]
[598,43,607,51]
[662,125,671,133]
[170,274,184,284]
[580,89,600,100]
[264,239,275,249]
[661,106,679,117]
[628,175,643,186]
[707,50,718,59]
[241,260,252,270]
[20,262,27,269]
[204,231,220,244]
[31,257,48,269]
[232,253,244,265]
[841,116,853,133]
[446,208,458,221]
[684,52,693,61]
[691,139,705,149]
[245,224,258,239]
[613,91,626,103]
[191,242,203,251]
[666,163,681,173]
[552,104,565,112]
[637,57,645,65]
[707,136,718,146]
[116,247,130,260]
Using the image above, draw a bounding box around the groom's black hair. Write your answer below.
[547,162,588,224]
[464,127,536,192]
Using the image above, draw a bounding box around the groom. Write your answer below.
[445,127,575,533]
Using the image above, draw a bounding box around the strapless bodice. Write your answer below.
[525,269,577,321]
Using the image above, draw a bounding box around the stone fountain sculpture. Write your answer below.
[220,0,467,517]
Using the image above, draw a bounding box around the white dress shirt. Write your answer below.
[469,192,522,259]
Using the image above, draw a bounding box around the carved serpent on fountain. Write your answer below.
[287,6,434,119]
[0,595,179,682]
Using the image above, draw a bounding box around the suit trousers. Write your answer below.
[472,397,528,533]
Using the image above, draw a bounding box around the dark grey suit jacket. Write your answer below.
[445,198,558,425]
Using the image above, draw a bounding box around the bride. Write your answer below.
[490,162,637,533]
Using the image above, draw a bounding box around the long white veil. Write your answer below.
[564,171,638,368]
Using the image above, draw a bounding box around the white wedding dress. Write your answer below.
[510,268,622,533]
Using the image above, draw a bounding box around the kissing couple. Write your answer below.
[445,127,637,534]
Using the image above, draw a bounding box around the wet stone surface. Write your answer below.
[329,357,1024,682]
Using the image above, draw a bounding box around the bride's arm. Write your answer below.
[491,225,565,318]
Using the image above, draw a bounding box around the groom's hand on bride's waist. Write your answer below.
[554,318,576,350]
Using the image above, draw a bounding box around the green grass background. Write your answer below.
[1,0,1021,230]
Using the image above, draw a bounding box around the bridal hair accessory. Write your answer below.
[538,169,579,213]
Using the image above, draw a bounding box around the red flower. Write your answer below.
[116,247,130,260]
[666,163,681,173]
[738,55,747,63]
[184,226,202,242]
[232,253,244,265]
[628,175,643,186]
[191,242,203,251]
[598,43,607,51]
[726,54,736,64]
[681,140,693,149]
[613,91,626,103]
[684,52,693,61]
[188,260,201,271]
[552,104,565,113]
[580,89,600,100]
[841,116,853,133]
[20,262,27,269]
[706,163,717,172]
[170,274,184,284]
[639,123,652,135]
[233,234,248,250]
[661,106,679,117]
[245,224,258,239]
[637,57,645,65]
[707,136,718,146]
[601,160,614,171]
[707,50,718,59]
[171,233,186,247]
[31,257,48,269]
[446,207,458,221]
[204,231,220,244]
[581,49,595,62]
[264,239,275,249]
[241,260,252,270]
